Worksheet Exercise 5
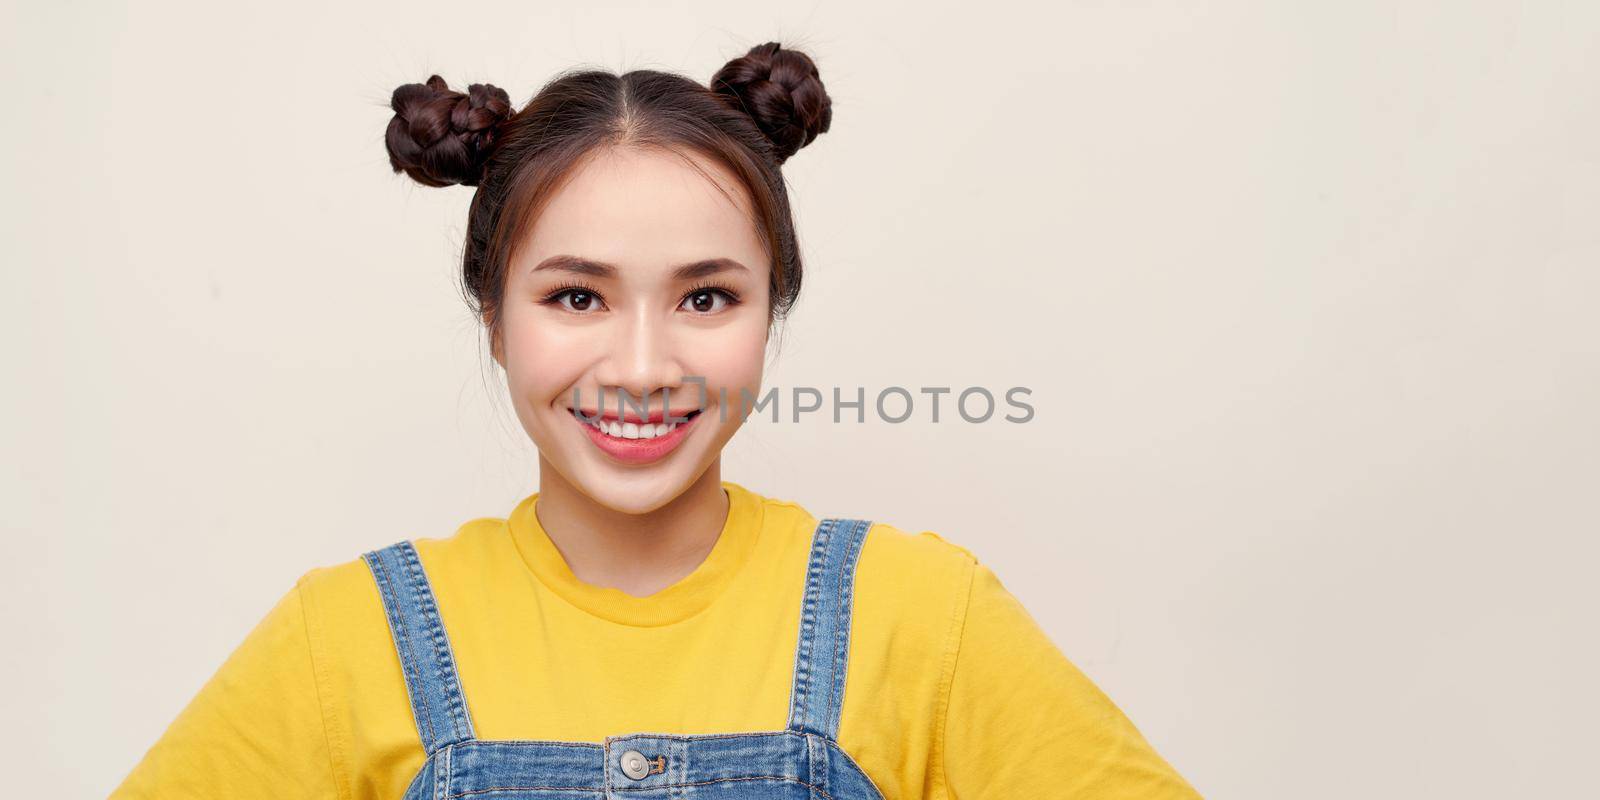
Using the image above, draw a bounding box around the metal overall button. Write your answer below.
[619,749,652,780]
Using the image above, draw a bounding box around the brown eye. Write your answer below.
[564,291,595,312]
[542,286,606,314]
[680,288,738,314]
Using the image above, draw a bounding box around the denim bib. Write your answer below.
[362,517,887,799]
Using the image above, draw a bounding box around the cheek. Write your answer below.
[691,319,769,396]
[499,310,588,404]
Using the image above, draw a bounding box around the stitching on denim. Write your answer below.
[609,775,840,799]
[432,733,884,799]
[826,521,848,739]
[436,743,453,800]
[461,739,604,749]
[445,786,604,798]
[448,776,838,799]
[610,729,805,742]
[458,730,811,748]
[789,520,818,732]
[431,744,442,800]
[368,550,435,747]
[366,549,439,751]
[398,541,476,743]
[806,731,823,794]
[789,517,833,734]
[825,520,867,740]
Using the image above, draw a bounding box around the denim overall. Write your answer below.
[361,517,887,799]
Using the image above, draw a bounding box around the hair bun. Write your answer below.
[385,75,513,187]
[710,42,833,165]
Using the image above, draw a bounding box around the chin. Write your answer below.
[569,460,700,515]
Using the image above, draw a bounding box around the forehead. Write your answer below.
[519,145,766,275]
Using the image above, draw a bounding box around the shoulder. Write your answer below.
[864,520,981,576]
[819,514,986,765]
[301,515,507,584]
[738,484,981,599]
[735,481,981,604]
[291,516,510,648]
[855,519,981,627]
[283,517,513,760]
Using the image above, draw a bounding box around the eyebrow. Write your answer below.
[531,254,749,281]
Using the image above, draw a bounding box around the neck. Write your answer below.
[531,460,730,598]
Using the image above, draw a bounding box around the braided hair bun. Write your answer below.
[710,42,833,165]
[385,75,513,187]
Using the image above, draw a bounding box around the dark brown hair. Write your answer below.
[382,42,832,355]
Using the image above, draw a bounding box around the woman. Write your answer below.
[112,42,1200,799]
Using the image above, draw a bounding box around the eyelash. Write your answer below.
[539,281,605,310]
[537,282,743,314]
[683,282,743,312]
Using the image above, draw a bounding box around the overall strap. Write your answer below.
[786,517,873,740]
[362,540,477,754]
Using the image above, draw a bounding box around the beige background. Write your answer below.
[4,1,1597,796]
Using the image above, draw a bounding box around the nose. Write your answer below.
[591,304,687,412]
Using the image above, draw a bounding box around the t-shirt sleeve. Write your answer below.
[109,575,342,799]
[941,562,1202,799]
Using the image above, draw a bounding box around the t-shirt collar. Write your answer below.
[506,480,763,627]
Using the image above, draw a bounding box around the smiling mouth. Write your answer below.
[569,408,703,440]
[568,406,704,466]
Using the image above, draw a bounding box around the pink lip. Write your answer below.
[571,408,701,465]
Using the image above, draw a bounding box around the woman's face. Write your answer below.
[493,146,771,514]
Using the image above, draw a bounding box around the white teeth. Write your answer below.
[575,409,681,440]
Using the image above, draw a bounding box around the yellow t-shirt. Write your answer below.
[110,481,1200,799]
